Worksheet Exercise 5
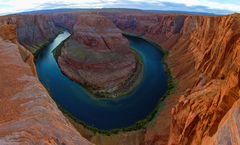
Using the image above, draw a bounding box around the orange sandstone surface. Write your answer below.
[0,11,239,145]
[102,11,240,145]
[0,25,91,144]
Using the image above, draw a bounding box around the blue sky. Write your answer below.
[0,0,239,15]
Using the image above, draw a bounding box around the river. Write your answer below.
[36,31,168,130]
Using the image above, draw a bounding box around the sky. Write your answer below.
[0,0,239,15]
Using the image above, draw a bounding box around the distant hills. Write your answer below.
[17,8,220,16]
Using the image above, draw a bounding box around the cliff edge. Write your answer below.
[0,24,91,145]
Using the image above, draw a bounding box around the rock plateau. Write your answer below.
[56,13,141,98]
[0,10,239,145]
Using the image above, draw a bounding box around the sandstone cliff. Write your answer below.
[0,24,91,144]
[56,13,140,98]
[0,11,239,145]
[169,14,240,145]
[102,11,240,145]
[0,15,60,54]
[202,98,240,145]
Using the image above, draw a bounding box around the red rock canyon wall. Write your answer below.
[0,11,239,145]
[0,24,91,145]
[102,11,240,145]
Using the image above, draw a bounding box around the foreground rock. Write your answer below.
[0,24,91,144]
[168,14,240,145]
[57,13,141,98]
[202,99,240,145]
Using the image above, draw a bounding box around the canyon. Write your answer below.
[56,13,142,98]
[0,10,239,145]
[0,24,91,145]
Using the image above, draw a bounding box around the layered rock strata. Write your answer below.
[0,24,91,145]
[0,15,60,54]
[57,13,141,98]
[0,11,239,145]
[101,11,240,145]
[168,14,240,145]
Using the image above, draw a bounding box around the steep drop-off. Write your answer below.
[102,11,240,145]
[0,15,60,54]
[0,24,91,144]
[56,13,142,98]
[0,13,143,98]
[169,14,240,145]
[0,11,239,145]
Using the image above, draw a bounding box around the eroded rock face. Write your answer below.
[101,12,187,49]
[202,99,240,145]
[0,11,239,145]
[101,12,240,145]
[57,13,139,98]
[168,15,240,145]
[0,24,36,76]
[0,15,60,54]
[0,24,91,145]
[51,13,77,32]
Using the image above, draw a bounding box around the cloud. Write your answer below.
[153,2,232,14]
[0,0,239,15]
